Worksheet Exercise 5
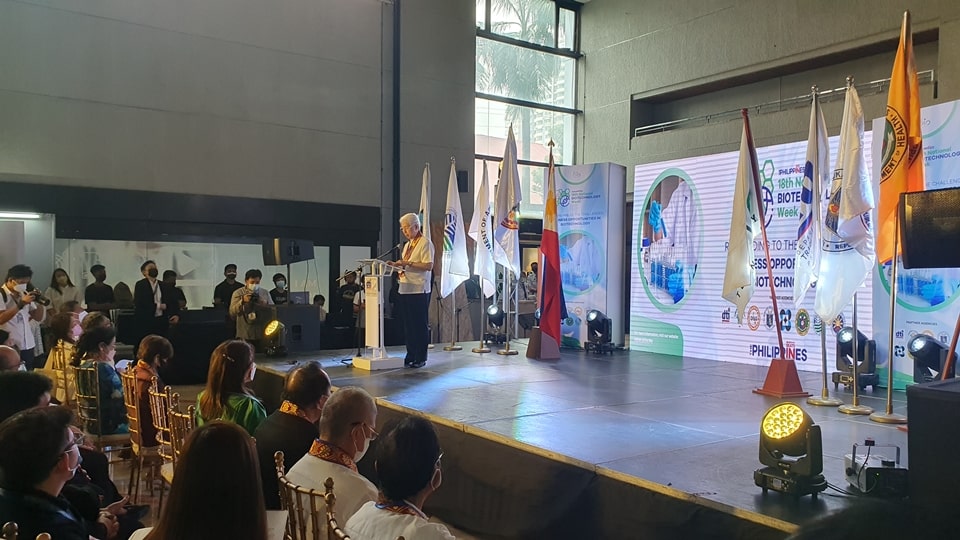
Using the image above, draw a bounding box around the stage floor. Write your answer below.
[254,341,909,535]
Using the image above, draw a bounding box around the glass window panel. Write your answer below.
[473,161,547,222]
[476,37,575,109]
[476,0,487,30]
[53,239,331,311]
[487,0,556,47]
[475,98,574,165]
[558,8,576,50]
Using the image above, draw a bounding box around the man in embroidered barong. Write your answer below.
[255,361,332,509]
[286,387,379,536]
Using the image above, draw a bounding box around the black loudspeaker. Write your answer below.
[900,188,960,269]
[262,238,315,266]
[907,378,960,511]
[457,170,468,193]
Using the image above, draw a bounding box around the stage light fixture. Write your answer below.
[909,334,955,383]
[585,310,614,354]
[264,320,287,357]
[487,305,505,328]
[484,305,506,344]
[754,402,826,498]
[833,326,878,390]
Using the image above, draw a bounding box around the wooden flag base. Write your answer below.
[753,358,810,398]
[526,327,560,361]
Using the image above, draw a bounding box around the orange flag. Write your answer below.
[877,11,925,265]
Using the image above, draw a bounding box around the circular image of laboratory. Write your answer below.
[559,231,604,295]
[638,169,702,308]
[881,264,960,312]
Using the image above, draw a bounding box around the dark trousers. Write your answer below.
[19,347,35,371]
[399,292,431,363]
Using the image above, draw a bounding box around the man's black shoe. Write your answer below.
[410,360,426,368]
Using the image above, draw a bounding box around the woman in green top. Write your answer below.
[196,339,266,435]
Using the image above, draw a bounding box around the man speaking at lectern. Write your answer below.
[394,213,434,368]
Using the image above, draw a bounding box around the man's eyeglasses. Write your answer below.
[352,422,379,440]
[436,451,443,468]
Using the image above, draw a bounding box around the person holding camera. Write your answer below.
[229,269,274,348]
[0,265,47,370]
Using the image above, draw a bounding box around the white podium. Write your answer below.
[352,259,404,370]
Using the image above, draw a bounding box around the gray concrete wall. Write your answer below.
[0,0,474,236]
[578,0,960,192]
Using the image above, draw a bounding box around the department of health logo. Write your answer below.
[558,188,571,207]
[832,314,845,334]
[796,309,811,336]
[747,306,762,331]
[880,107,907,181]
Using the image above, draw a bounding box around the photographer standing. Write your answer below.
[229,269,274,349]
[0,265,46,370]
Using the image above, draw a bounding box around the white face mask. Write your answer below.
[354,433,371,463]
[247,363,257,382]
[276,280,286,289]
[71,324,83,341]
[67,447,82,476]
[249,282,260,291]
[13,283,28,293]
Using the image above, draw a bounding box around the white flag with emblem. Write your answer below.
[793,92,830,309]
[468,161,496,298]
[419,163,432,244]
[721,119,762,324]
[440,159,469,298]
[814,85,875,322]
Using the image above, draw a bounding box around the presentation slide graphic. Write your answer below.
[631,132,875,371]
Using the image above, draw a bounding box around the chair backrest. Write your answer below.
[167,395,195,465]
[118,369,143,451]
[71,363,103,437]
[1,522,52,540]
[323,477,350,540]
[48,342,74,405]
[274,451,330,540]
[147,376,174,461]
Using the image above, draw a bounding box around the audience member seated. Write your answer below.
[0,345,21,372]
[0,371,145,540]
[42,312,79,402]
[133,335,174,449]
[345,416,454,540]
[196,340,266,435]
[0,406,90,540]
[72,325,128,435]
[254,361,332,510]
[130,421,268,540]
[44,268,84,317]
[287,387,379,534]
[82,311,113,332]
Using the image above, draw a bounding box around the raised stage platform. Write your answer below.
[248,341,909,540]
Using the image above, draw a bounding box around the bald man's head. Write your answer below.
[318,387,377,442]
[281,361,332,423]
[0,346,21,372]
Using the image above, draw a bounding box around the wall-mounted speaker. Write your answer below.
[900,187,960,269]
[262,238,314,266]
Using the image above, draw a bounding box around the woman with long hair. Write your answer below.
[44,268,83,316]
[131,421,268,540]
[196,339,266,435]
[133,334,173,447]
[72,324,127,434]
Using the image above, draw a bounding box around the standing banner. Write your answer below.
[871,98,960,388]
[555,163,625,349]
[632,133,874,371]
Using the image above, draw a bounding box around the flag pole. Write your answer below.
[472,292,491,353]
[871,203,908,423]
[840,292,873,414]
[747,109,809,397]
[805,86,843,407]
[443,287,462,351]
[498,269,518,355]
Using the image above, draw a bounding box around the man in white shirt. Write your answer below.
[286,387,379,538]
[345,416,455,540]
[0,265,46,370]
